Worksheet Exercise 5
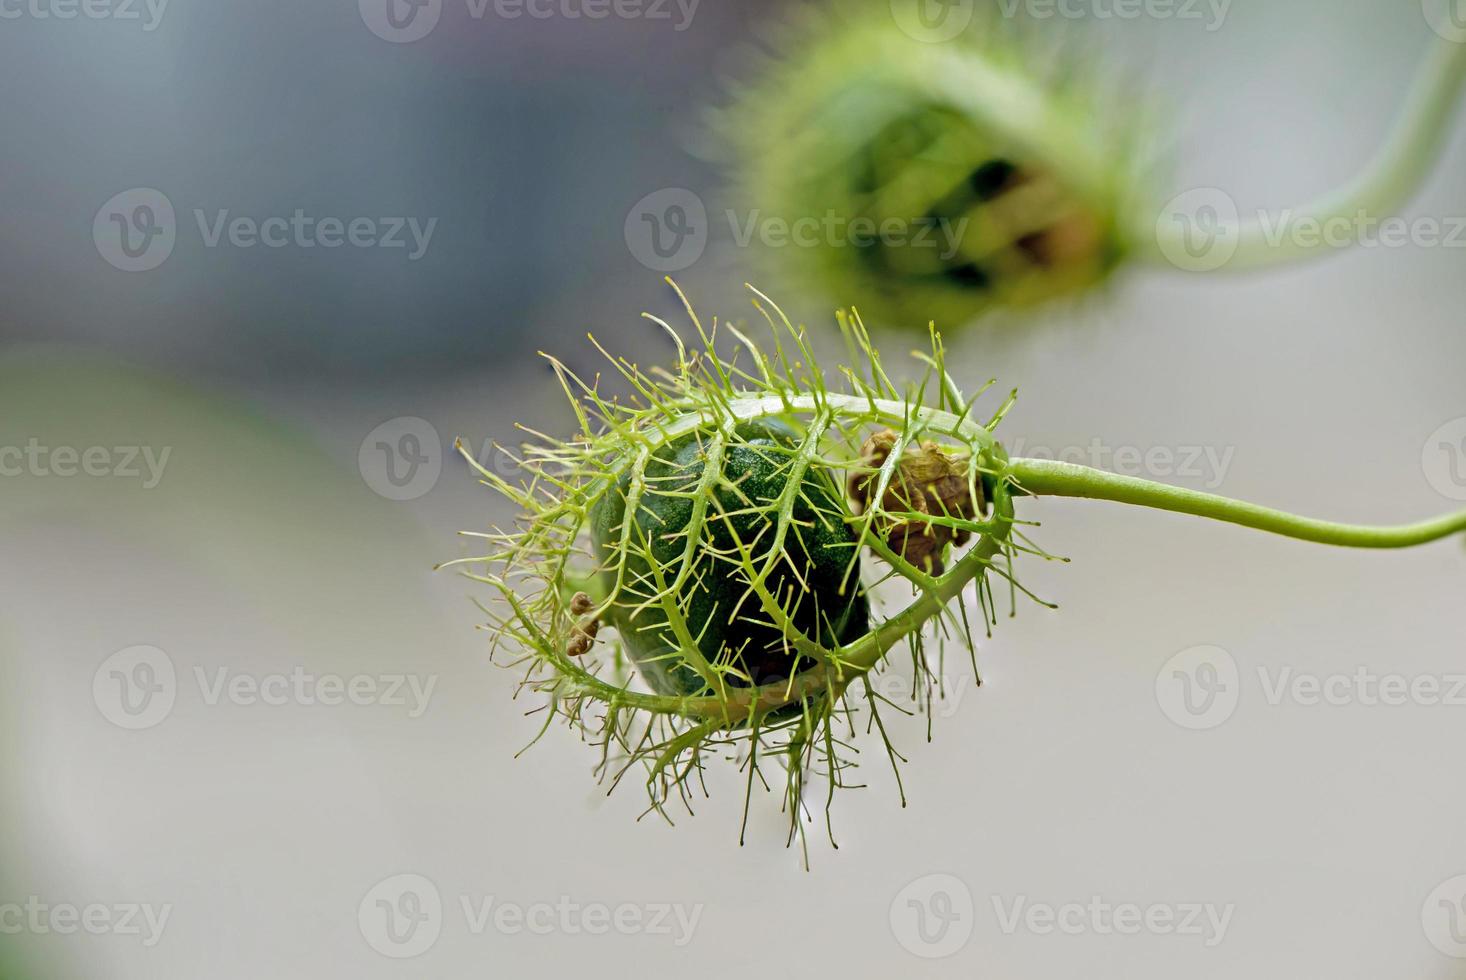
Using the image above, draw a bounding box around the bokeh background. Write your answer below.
[3,1,1466,977]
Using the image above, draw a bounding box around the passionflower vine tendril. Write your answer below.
[445,282,1466,860]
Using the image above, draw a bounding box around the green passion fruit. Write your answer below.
[590,420,869,698]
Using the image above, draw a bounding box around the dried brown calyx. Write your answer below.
[847,429,987,576]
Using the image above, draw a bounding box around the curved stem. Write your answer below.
[1007,457,1466,549]
[1145,31,1466,271]
[580,392,995,507]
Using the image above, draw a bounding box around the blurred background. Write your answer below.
[3,0,1466,977]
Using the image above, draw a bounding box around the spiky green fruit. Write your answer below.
[713,8,1152,330]
[590,420,869,698]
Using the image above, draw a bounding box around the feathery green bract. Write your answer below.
[449,282,1047,858]
[712,6,1156,331]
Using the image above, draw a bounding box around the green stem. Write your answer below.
[1007,457,1466,549]
[1146,32,1466,271]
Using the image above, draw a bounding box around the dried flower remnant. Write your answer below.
[848,429,987,576]
[565,591,600,658]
